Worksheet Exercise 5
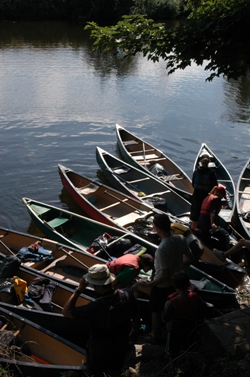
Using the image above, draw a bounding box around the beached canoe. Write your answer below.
[115,124,193,201]
[1,229,237,310]
[235,158,250,239]
[0,306,86,377]
[21,196,245,290]
[96,146,191,217]
[22,196,161,250]
[187,265,238,309]
[0,226,155,288]
[193,143,235,223]
[0,249,91,347]
[6,220,240,306]
[58,163,161,238]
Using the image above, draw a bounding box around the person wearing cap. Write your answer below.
[106,253,154,288]
[190,154,218,232]
[197,185,230,250]
[62,264,140,377]
[134,213,194,344]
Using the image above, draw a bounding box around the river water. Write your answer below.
[0,21,250,237]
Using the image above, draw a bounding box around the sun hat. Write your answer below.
[216,184,227,199]
[84,264,115,285]
[199,153,210,160]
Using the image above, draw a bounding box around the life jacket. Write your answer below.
[171,222,197,246]
[171,222,191,237]
[168,291,199,324]
[200,194,218,216]
[193,168,215,191]
[107,254,140,275]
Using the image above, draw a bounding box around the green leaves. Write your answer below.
[85,0,250,81]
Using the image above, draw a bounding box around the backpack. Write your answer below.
[27,277,56,311]
[0,256,21,279]
[0,278,18,304]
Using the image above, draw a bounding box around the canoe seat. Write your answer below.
[112,165,131,175]
[117,212,145,227]
[77,183,99,195]
[30,204,51,216]
[47,216,69,229]
[161,174,184,182]
[130,148,155,155]
[123,140,139,146]
[128,177,150,184]
[100,201,121,211]
[134,153,159,161]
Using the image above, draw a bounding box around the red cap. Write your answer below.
[216,185,227,199]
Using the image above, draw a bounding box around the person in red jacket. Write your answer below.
[107,253,154,288]
[162,271,207,360]
[197,184,230,250]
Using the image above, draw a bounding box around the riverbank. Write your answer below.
[122,305,250,377]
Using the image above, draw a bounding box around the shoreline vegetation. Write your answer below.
[0,0,183,25]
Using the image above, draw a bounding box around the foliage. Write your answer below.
[85,0,250,81]
[131,0,182,20]
[0,0,133,23]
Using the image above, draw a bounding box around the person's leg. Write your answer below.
[213,239,250,261]
[151,311,163,339]
[225,239,250,257]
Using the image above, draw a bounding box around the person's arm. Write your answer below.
[210,212,217,229]
[62,276,88,318]
[182,237,195,266]
[136,268,171,288]
[210,199,221,228]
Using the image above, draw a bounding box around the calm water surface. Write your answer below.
[0,21,250,237]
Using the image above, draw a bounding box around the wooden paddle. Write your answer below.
[0,239,16,256]
[58,247,89,270]
[103,190,148,215]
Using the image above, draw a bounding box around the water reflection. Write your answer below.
[0,20,249,232]
[223,72,250,124]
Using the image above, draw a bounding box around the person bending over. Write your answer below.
[107,252,154,288]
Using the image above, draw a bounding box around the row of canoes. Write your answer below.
[0,223,240,375]
[1,124,249,376]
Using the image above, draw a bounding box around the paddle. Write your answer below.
[58,247,89,270]
[41,255,68,273]
[228,224,244,240]
[92,241,113,262]
[142,142,148,169]
[0,238,16,256]
[103,190,148,216]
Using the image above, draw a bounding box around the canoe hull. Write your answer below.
[116,124,193,201]
[96,146,191,216]
[0,306,86,377]
[236,158,250,239]
[58,163,157,233]
[193,143,235,223]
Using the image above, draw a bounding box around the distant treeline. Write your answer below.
[0,0,183,24]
